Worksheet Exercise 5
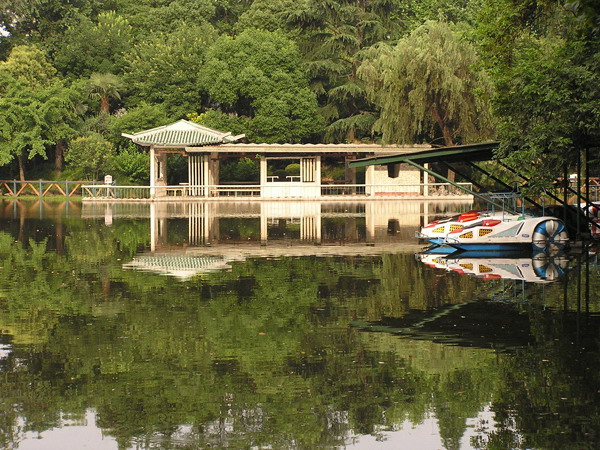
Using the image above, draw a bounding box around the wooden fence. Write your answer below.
[0,180,96,197]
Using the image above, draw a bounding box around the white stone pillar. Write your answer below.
[315,156,322,185]
[260,157,268,197]
[149,145,156,198]
[365,166,375,196]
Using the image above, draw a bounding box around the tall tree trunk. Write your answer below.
[430,104,455,146]
[430,104,456,181]
[55,140,66,172]
[17,153,26,181]
[100,95,110,115]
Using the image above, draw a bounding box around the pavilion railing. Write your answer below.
[82,183,473,200]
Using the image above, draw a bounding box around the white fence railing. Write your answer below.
[82,183,473,200]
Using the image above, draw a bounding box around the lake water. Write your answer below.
[0,200,598,449]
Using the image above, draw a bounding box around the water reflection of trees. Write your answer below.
[0,218,598,448]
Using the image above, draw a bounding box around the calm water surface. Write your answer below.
[0,200,599,449]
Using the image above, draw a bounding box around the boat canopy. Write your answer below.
[348,142,499,168]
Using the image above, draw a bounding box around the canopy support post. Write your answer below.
[467,161,543,209]
[407,160,512,213]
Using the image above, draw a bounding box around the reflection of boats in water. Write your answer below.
[417,250,569,283]
[418,209,569,252]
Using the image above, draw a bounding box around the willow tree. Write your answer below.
[286,0,406,143]
[358,20,494,147]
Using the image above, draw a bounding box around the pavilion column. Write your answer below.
[259,156,268,197]
[157,152,168,197]
[344,155,357,184]
[149,145,157,198]
[208,152,220,188]
[423,163,430,197]
[315,156,322,185]
[159,153,167,182]
[365,166,375,196]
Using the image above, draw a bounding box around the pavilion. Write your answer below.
[122,119,441,200]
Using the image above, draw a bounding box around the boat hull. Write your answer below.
[420,212,569,252]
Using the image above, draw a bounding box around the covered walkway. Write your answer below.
[114,120,469,201]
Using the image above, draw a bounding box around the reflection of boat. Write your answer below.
[417,251,569,283]
[418,209,569,252]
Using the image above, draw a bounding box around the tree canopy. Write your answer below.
[0,0,597,181]
[476,0,600,182]
[359,20,494,146]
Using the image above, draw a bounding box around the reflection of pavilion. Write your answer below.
[80,200,472,279]
[82,200,469,250]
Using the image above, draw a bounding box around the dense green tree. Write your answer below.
[476,0,600,184]
[286,0,407,142]
[52,11,133,77]
[0,77,50,180]
[0,0,101,58]
[108,102,170,148]
[113,143,150,184]
[65,132,115,179]
[211,0,254,33]
[0,44,57,86]
[235,0,298,34]
[199,29,324,143]
[123,25,217,118]
[359,20,494,146]
[0,46,80,179]
[112,0,217,35]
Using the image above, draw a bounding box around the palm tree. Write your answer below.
[88,73,125,115]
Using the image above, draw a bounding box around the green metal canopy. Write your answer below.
[122,119,245,147]
[348,141,499,168]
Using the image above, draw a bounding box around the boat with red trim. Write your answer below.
[418,209,569,252]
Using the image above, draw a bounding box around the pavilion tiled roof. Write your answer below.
[122,119,245,147]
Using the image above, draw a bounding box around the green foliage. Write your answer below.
[189,110,251,138]
[123,25,217,118]
[0,45,81,179]
[0,79,49,166]
[476,0,600,184]
[219,157,260,182]
[108,102,170,149]
[65,132,115,180]
[53,11,133,77]
[0,0,98,59]
[199,29,324,143]
[286,0,407,142]
[114,0,217,35]
[359,20,494,146]
[87,72,126,115]
[113,143,149,185]
[235,0,298,34]
[0,45,57,87]
[284,162,300,175]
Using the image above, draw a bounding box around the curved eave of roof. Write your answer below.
[122,119,245,147]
